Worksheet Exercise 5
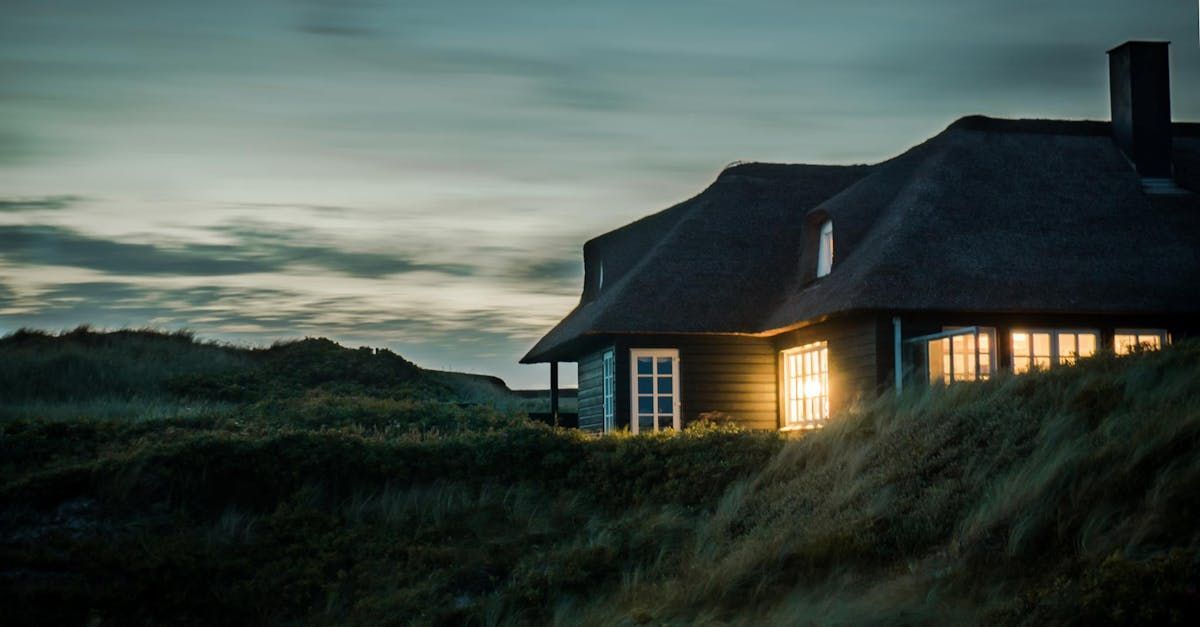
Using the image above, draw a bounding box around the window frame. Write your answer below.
[601,348,615,433]
[906,326,996,384]
[780,341,829,430]
[1052,329,1099,366]
[628,348,680,434]
[1010,328,1100,373]
[1113,328,1170,355]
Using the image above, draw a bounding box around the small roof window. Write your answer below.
[816,220,833,278]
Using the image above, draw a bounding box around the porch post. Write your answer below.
[892,316,903,392]
[550,361,560,427]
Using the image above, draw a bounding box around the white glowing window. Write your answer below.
[927,327,996,383]
[1054,331,1098,366]
[816,220,833,278]
[1114,329,1168,355]
[781,342,828,428]
[1011,329,1099,373]
[602,349,615,433]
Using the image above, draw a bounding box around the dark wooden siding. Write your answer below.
[609,335,778,431]
[771,314,881,417]
[576,346,611,433]
[571,311,1200,434]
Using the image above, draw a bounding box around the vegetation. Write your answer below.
[0,326,456,401]
[2,329,1199,625]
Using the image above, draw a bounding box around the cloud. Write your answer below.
[0,223,477,279]
[20,278,554,342]
[295,0,379,38]
[209,222,479,278]
[7,281,315,332]
[0,128,46,166]
[0,195,84,212]
[500,256,582,295]
[0,279,558,383]
[0,225,275,276]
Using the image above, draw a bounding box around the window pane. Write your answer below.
[1033,333,1051,358]
[657,414,675,431]
[657,377,672,394]
[637,376,652,394]
[657,357,672,375]
[638,396,653,413]
[658,396,673,414]
[1013,355,1031,374]
[953,351,969,381]
[928,337,946,383]
[639,414,654,431]
[1059,333,1076,364]
[637,357,652,374]
[1012,332,1029,357]
[1139,334,1162,349]
[1078,333,1097,358]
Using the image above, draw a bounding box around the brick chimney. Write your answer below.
[1107,41,1172,178]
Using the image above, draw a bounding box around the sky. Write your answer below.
[1,0,1198,388]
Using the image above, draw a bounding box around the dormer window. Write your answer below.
[816,220,833,278]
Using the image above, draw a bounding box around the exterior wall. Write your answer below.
[568,311,1199,434]
[609,335,778,431]
[576,346,611,433]
[771,314,881,418]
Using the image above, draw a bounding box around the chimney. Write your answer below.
[1107,41,1172,178]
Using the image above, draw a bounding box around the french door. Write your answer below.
[602,349,615,433]
[629,349,680,434]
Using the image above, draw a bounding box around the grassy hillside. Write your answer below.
[2,335,1199,624]
[0,327,542,423]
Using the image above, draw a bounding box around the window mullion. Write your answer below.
[974,329,981,381]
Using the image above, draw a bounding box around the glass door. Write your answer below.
[602,349,615,433]
[629,349,680,434]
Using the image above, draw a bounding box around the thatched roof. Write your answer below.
[522,116,1200,363]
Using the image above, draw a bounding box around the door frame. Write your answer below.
[628,348,681,434]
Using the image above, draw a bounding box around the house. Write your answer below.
[521,41,1200,434]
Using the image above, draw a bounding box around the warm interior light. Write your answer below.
[1013,329,1102,372]
[1115,331,1165,354]
[927,328,995,382]
[782,341,829,427]
[803,378,824,398]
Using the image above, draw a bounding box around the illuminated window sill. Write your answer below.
[780,423,824,432]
